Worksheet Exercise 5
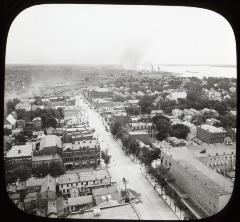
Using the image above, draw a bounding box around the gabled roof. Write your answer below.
[40,174,56,193]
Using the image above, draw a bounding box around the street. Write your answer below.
[74,95,178,220]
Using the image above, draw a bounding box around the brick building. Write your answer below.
[62,139,100,169]
[196,125,227,144]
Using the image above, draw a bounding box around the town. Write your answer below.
[4,66,236,220]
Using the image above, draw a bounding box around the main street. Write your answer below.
[74,95,178,220]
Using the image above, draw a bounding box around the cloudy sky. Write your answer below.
[6,4,236,66]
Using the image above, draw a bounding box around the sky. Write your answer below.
[5,4,237,66]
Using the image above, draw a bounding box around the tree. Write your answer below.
[155,118,172,141]
[32,165,49,178]
[4,128,12,136]
[171,124,190,140]
[140,147,160,167]
[125,106,140,115]
[49,162,65,177]
[219,114,236,129]
[33,97,42,105]
[13,166,31,181]
[101,149,111,169]
[213,101,228,115]
[6,98,20,115]
[110,122,121,136]
[15,133,26,145]
[46,117,57,128]
[139,95,155,114]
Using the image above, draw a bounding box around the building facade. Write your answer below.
[196,125,227,144]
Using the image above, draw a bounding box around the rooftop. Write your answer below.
[63,140,100,151]
[32,153,62,162]
[40,135,62,150]
[128,131,149,135]
[68,195,93,206]
[92,186,118,197]
[6,144,33,158]
[69,203,139,219]
[161,147,233,195]
[198,125,227,133]
[57,170,111,184]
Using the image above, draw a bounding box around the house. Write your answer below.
[4,119,13,130]
[23,174,56,209]
[92,185,121,206]
[24,192,39,211]
[57,170,112,197]
[47,198,65,218]
[68,195,94,212]
[39,135,62,155]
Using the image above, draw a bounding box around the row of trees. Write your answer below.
[15,107,64,128]
[5,162,65,184]
[32,162,65,178]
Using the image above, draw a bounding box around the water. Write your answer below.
[158,65,237,79]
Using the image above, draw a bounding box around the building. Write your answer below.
[172,109,183,118]
[5,144,33,170]
[39,135,62,155]
[196,125,227,144]
[71,133,94,145]
[92,185,121,206]
[159,146,233,217]
[47,198,65,218]
[62,139,100,169]
[198,151,236,174]
[32,153,63,169]
[128,131,152,145]
[68,203,139,219]
[88,87,114,99]
[4,119,13,129]
[168,91,187,101]
[57,170,112,197]
[111,115,130,128]
[22,175,56,210]
[128,122,152,132]
[68,195,94,212]
[15,102,37,111]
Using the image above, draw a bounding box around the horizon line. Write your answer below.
[5,63,237,67]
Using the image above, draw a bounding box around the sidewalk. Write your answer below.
[142,171,185,220]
